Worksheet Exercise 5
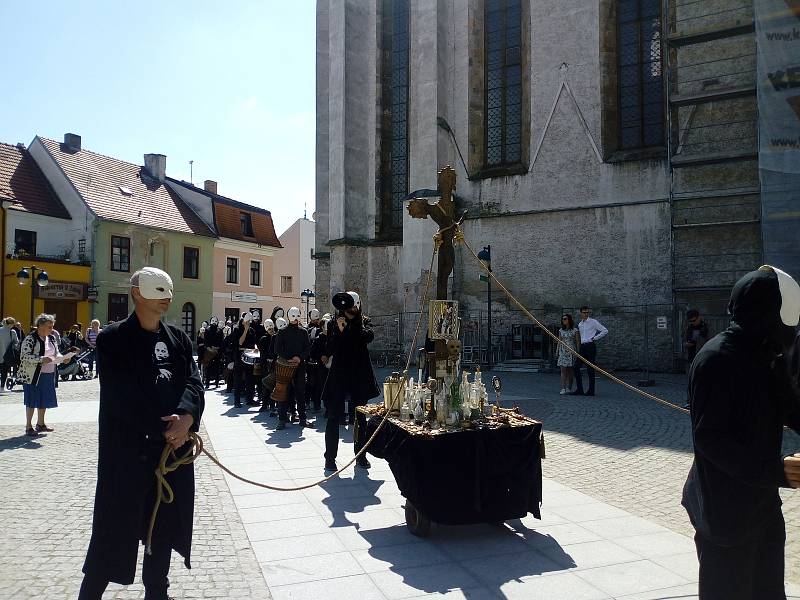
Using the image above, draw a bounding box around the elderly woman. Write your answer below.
[19,313,71,436]
[85,319,102,378]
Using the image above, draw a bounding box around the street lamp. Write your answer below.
[477,245,492,368]
[17,266,49,330]
[300,289,315,324]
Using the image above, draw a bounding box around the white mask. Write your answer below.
[288,307,302,324]
[276,317,288,330]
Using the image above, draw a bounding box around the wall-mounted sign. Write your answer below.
[656,316,668,330]
[35,281,87,301]
[231,291,258,302]
[87,286,98,301]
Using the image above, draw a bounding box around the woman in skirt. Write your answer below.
[18,313,71,436]
[556,313,581,395]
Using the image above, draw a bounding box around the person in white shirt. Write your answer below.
[572,306,608,396]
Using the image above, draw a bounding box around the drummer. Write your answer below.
[232,312,258,409]
[273,307,312,430]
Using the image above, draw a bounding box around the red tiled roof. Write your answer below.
[0,142,71,219]
[39,137,214,237]
[213,201,282,247]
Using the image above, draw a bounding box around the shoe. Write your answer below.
[569,391,584,396]
[25,427,38,437]
[299,419,312,428]
[234,401,242,408]
[356,457,371,469]
[246,400,259,406]
[258,405,269,413]
[559,388,566,395]
[268,411,277,417]
[35,424,54,432]
[276,421,286,430]
[324,459,337,472]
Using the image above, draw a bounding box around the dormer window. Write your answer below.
[119,186,133,197]
[240,212,254,237]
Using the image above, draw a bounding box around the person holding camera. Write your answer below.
[322,292,379,472]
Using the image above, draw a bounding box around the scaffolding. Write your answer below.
[666,0,761,317]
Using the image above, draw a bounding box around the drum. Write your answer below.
[271,357,297,402]
[241,349,260,366]
[200,346,219,367]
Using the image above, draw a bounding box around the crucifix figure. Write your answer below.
[407,165,458,301]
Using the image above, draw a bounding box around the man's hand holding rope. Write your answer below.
[161,413,194,450]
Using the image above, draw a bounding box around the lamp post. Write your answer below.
[300,289,315,325]
[17,266,49,330]
[477,245,492,368]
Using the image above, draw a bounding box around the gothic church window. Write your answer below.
[617,0,664,149]
[485,0,522,167]
[379,0,409,234]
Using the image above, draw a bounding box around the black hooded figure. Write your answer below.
[322,292,380,471]
[682,265,800,599]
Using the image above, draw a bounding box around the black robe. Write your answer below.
[83,312,204,584]
[322,315,380,410]
[682,270,800,546]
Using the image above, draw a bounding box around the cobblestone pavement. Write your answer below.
[0,380,271,599]
[432,368,800,585]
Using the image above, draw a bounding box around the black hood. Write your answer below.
[728,267,796,353]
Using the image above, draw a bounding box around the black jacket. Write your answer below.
[682,270,800,545]
[274,324,310,361]
[204,324,224,348]
[323,314,379,407]
[82,312,204,584]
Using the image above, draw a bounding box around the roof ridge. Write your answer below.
[39,136,144,168]
[165,176,273,215]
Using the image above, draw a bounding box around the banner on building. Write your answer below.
[756,0,800,279]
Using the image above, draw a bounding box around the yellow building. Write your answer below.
[0,142,92,331]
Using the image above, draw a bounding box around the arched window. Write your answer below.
[182,302,195,340]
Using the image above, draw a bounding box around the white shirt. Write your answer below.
[578,317,608,344]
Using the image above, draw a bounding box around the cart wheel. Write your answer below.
[405,502,431,537]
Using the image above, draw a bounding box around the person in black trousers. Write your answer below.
[231,313,257,408]
[78,267,203,600]
[322,292,379,472]
[572,306,608,396]
[683,265,800,599]
[274,308,311,429]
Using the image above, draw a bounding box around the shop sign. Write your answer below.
[656,316,668,330]
[231,291,258,302]
[35,281,87,301]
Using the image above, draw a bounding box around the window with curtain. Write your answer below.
[379,0,409,232]
[183,247,199,279]
[250,261,261,286]
[485,0,522,167]
[111,235,130,272]
[226,257,238,284]
[617,0,664,149]
[182,302,195,340]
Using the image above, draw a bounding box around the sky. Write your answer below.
[0,1,316,236]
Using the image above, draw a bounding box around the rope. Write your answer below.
[146,239,439,552]
[455,224,689,415]
[146,220,689,551]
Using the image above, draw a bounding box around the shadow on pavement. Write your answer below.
[357,520,575,598]
[0,434,43,452]
[320,473,384,528]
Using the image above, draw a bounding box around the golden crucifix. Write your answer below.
[407,165,459,301]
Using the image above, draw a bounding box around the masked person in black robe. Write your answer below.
[274,307,312,429]
[79,267,204,600]
[323,292,380,472]
[682,265,800,600]
[232,312,258,408]
[202,316,224,389]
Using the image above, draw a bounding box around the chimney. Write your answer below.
[204,180,218,195]
[143,153,167,183]
[64,133,81,151]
